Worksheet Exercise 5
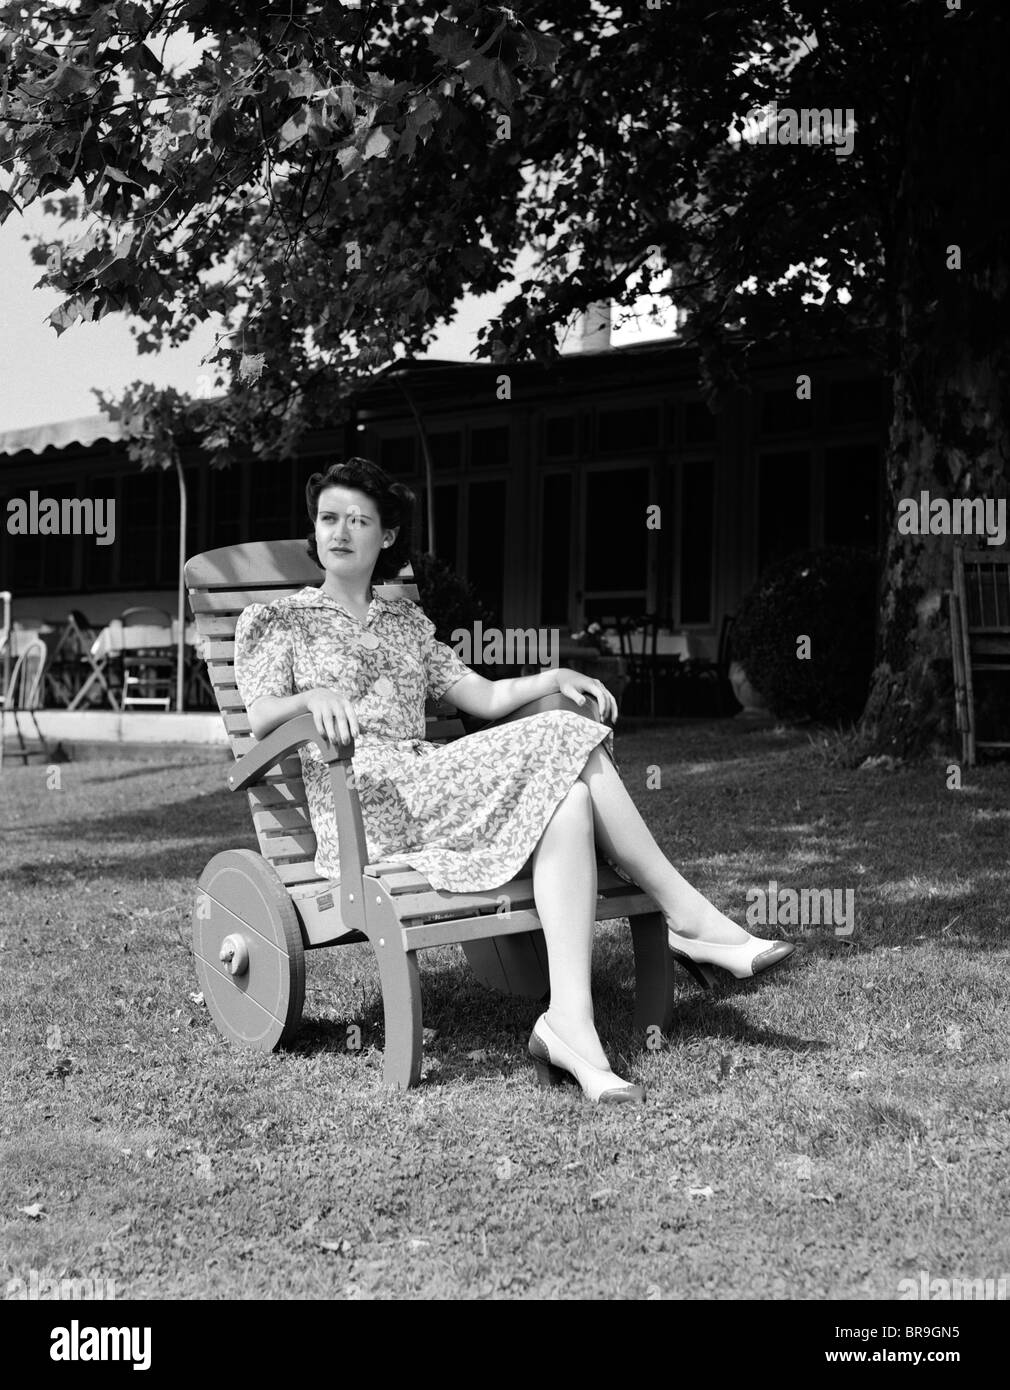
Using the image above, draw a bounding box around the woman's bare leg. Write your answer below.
[531,780,611,1069]
[579,744,750,945]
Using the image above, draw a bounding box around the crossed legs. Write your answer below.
[530,743,748,1069]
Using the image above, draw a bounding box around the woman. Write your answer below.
[235,459,795,1105]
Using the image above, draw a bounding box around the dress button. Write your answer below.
[374,676,395,698]
[358,632,380,650]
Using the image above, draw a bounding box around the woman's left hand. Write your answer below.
[554,668,618,724]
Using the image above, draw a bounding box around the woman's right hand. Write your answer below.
[304,687,359,747]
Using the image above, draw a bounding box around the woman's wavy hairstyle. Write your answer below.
[304,457,416,583]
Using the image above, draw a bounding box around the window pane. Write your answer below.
[544,415,577,458]
[597,405,659,453]
[3,486,42,591]
[418,482,459,572]
[85,477,121,589]
[585,468,649,591]
[209,464,244,547]
[379,435,416,475]
[760,388,811,435]
[249,456,296,538]
[470,424,509,469]
[684,399,718,445]
[540,473,572,626]
[828,377,884,428]
[824,444,880,548]
[429,431,462,470]
[466,480,506,621]
[119,469,163,585]
[758,451,811,572]
[680,461,714,623]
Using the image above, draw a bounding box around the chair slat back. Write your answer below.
[1,637,47,711]
[955,548,1010,653]
[185,539,462,884]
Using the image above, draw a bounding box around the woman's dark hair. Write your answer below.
[304,457,415,583]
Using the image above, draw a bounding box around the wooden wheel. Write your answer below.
[193,849,306,1051]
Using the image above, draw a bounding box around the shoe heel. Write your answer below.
[531,1056,568,1088]
[671,950,717,990]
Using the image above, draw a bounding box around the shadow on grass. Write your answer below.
[285,955,829,1090]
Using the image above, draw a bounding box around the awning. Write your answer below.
[0,414,125,457]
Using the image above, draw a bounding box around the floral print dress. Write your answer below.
[233,586,615,892]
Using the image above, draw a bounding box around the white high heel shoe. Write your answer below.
[666,924,796,985]
[528,1014,645,1104]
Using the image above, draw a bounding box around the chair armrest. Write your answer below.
[488,690,605,729]
[227,712,354,792]
[227,711,368,928]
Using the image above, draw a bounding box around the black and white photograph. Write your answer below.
[0,0,1007,1338]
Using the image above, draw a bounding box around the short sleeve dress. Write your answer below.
[234,585,615,892]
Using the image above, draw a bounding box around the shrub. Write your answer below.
[731,546,878,724]
[408,551,499,645]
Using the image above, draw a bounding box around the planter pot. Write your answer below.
[728,659,770,717]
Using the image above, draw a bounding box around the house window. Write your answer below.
[680,461,714,624]
[540,472,572,627]
[466,480,506,621]
[120,468,165,585]
[760,387,812,436]
[827,377,884,428]
[470,424,509,469]
[379,435,416,476]
[85,475,121,589]
[597,404,659,453]
[544,415,577,459]
[209,463,245,548]
[758,451,811,572]
[428,431,462,471]
[824,444,881,549]
[684,399,718,445]
[11,482,80,593]
[418,482,459,572]
[249,455,297,540]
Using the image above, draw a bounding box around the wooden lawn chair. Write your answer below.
[951,547,1010,765]
[184,539,677,1088]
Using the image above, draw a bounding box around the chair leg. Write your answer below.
[630,910,678,1041]
[371,935,424,1089]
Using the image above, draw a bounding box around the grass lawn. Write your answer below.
[1,718,1008,1301]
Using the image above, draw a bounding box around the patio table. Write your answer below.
[68,619,202,711]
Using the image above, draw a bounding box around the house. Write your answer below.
[0,337,888,670]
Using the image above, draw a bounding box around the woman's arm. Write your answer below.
[444,667,617,724]
[248,688,359,745]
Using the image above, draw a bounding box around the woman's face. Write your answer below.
[315,484,398,584]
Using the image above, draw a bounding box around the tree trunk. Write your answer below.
[860,8,1010,758]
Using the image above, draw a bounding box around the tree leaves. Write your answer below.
[362,125,392,160]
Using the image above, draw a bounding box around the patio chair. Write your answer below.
[950,548,1010,765]
[0,636,50,769]
[184,539,677,1088]
[120,606,175,711]
[684,613,740,717]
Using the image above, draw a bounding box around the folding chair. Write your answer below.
[0,637,50,769]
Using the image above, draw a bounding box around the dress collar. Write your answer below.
[283,585,388,620]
